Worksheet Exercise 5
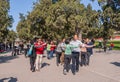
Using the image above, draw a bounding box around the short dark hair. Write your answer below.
[65,39,70,44]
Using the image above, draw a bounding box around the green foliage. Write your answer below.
[17,0,119,41]
[95,40,120,50]
[17,0,101,40]
[0,0,13,42]
[7,30,17,42]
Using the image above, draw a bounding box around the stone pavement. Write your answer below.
[0,50,120,82]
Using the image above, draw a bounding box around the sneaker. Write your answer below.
[63,70,67,75]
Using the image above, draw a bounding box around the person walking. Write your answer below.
[60,38,66,65]
[63,39,77,75]
[34,38,46,71]
[56,40,62,66]
[24,41,29,58]
[49,41,56,59]
[28,40,36,72]
[80,43,88,66]
[70,34,83,75]
[46,41,51,59]
[12,42,19,56]
[86,38,94,56]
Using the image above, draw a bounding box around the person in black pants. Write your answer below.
[56,41,62,66]
[28,40,37,72]
[81,52,90,66]
[86,38,94,56]
[70,35,83,75]
[85,38,94,66]
[12,46,19,56]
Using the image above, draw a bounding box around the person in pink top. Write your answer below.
[34,38,46,71]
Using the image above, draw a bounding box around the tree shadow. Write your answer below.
[41,62,50,68]
[0,77,18,82]
[0,55,19,64]
[110,62,120,67]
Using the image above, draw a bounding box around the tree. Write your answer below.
[17,0,101,40]
[7,30,17,42]
[90,0,120,51]
[0,0,13,42]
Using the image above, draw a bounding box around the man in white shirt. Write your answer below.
[70,34,83,75]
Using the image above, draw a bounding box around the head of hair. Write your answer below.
[65,39,70,44]
[30,40,34,44]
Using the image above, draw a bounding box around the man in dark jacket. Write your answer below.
[29,40,37,72]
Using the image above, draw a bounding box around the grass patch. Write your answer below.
[95,40,120,50]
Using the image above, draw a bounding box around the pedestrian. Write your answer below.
[28,40,36,72]
[19,41,24,54]
[24,41,28,58]
[49,41,56,59]
[46,41,51,59]
[80,43,88,66]
[86,38,94,56]
[56,40,62,66]
[85,38,94,66]
[34,38,46,71]
[12,41,19,56]
[70,34,83,75]
[63,39,77,75]
[98,40,102,52]
[109,42,114,50]
[60,38,66,65]
[103,40,107,52]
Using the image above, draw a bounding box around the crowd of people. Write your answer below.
[11,34,95,75]
[0,42,12,53]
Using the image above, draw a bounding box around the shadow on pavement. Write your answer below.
[0,55,19,64]
[41,62,50,68]
[111,62,120,67]
[0,77,17,82]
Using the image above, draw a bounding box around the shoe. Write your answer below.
[72,72,76,75]
[66,70,69,73]
[63,70,67,75]
[86,62,89,66]
[80,64,83,67]
[31,69,35,72]
[91,55,93,56]
[76,70,79,72]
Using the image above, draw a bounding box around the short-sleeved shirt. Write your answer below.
[70,40,83,52]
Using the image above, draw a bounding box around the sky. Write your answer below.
[9,0,101,31]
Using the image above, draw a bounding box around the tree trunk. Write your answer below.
[78,30,82,40]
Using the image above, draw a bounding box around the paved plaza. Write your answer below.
[0,50,120,82]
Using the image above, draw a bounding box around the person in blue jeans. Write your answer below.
[49,41,56,59]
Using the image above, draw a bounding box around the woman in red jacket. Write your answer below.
[34,38,46,71]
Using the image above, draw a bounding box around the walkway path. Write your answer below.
[0,50,120,82]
